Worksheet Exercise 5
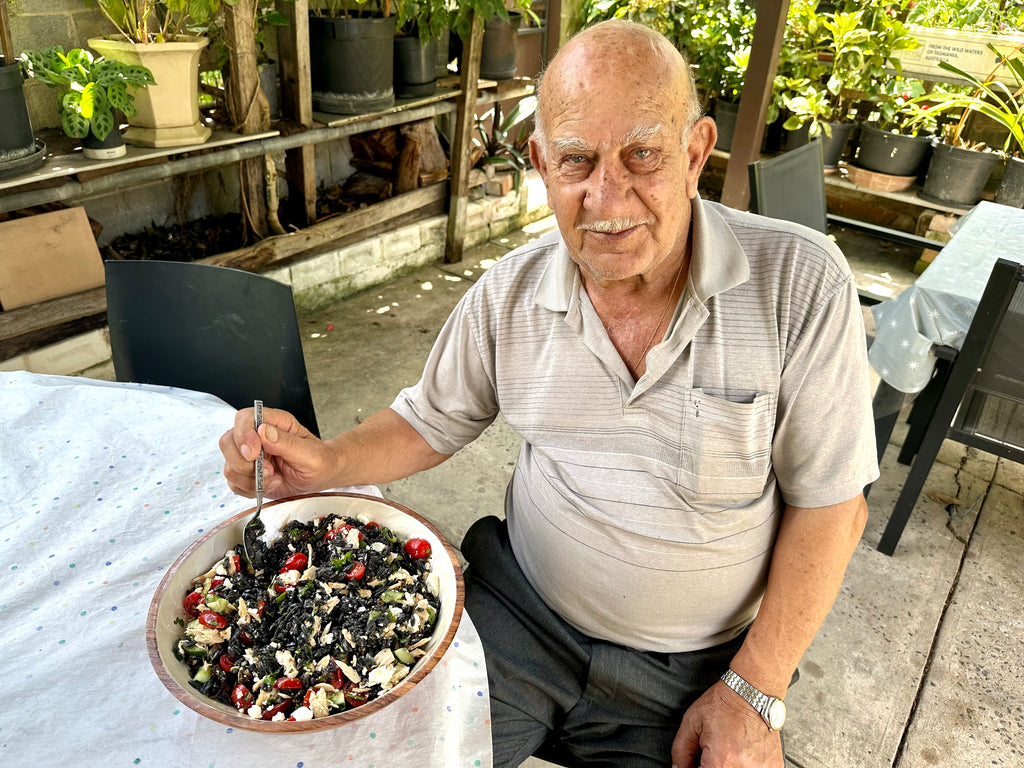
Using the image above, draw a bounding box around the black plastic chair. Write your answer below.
[877,258,1024,555]
[104,260,320,437]
[747,140,944,305]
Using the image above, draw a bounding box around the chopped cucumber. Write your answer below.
[193,662,213,683]
[394,647,415,665]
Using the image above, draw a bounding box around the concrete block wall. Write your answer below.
[0,171,552,376]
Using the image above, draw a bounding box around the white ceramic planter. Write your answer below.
[88,36,212,148]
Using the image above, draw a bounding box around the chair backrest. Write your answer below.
[948,257,1024,458]
[105,260,320,437]
[747,140,829,234]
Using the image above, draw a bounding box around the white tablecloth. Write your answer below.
[0,371,492,768]
[868,201,1024,393]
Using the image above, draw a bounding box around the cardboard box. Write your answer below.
[0,207,105,310]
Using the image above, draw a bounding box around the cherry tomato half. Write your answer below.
[403,538,432,560]
[198,610,228,629]
[219,654,237,673]
[183,590,203,617]
[364,521,380,531]
[262,699,293,720]
[275,677,304,691]
[343,683,368,708]
[345,562,366,580]
[238,630,254,646]
[231,683,253,710]
[281,552,308,572]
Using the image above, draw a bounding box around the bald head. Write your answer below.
[533,20,702,150]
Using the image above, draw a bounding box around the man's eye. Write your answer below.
[635,148,652,159]
[627,147,660,171]
[564,154,587,165]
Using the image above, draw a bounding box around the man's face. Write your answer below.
[530,43,715,285]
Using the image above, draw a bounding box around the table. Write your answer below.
[0,371,492,768]
[868,201,1024,394]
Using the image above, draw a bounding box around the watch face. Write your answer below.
[768,699,787,730]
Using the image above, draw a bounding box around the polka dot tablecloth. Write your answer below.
[0,371,492,768]
[868,201,1024,394]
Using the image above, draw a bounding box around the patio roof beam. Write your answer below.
[720,0,790,210]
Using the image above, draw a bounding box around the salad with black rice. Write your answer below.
[173,512,441,721]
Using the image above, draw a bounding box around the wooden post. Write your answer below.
[277,0,317,225]
[719,0,790,211]
[223,0,270,240]
[445,16,484,264]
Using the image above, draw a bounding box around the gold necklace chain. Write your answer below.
[629,256,686,377]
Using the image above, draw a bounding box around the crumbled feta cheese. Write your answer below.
[368,664,394,687]
[290,706,313,721]
[247,704,263,719]
[371,542,387,553]
[276,649,298,678]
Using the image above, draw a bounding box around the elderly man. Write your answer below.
[220,19,878,768]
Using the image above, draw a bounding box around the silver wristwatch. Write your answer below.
[720,668,787,731]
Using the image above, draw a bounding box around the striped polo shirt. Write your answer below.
[391,195,879,652]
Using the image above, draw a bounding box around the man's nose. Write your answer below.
[584,157,632,210]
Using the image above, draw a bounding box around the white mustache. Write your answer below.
[577,218,652,234]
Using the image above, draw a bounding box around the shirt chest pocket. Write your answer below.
[678,389,777,501]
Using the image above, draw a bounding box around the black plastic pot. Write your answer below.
[0,56,36,165]
[435,26,451,79]
[854,123,933,177]
[820,121,856,168]
[82,125,126,160]
[480,13,522,80]
[713,99,739,152]
[394,34,438,99]
[996,155,1024,208]
[309,14,396,115]
[920,139,1002,207]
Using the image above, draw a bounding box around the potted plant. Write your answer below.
[775,1,921,167]
[452,0,535,81]
[472,93,535,192]
[309,0,397,114]
[86,0,219,146]
[393,0,450,98]
[19,46,154,159]
[0,52,41,178]
[907,44,1024,207]
[852,77,937,178]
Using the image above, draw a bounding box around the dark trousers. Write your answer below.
[461,516,749,768]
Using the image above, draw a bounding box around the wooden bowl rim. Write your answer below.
[146,491,465,733]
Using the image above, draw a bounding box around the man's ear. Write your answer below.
[529,136,548,180]
[685,117,716,199]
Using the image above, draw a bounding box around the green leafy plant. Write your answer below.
[310,0,392,18]
[907,44,1024,156]
[19,46,155,140]
[451,0,536,42]
[772,1,921,137]
[87,0,223,43]
[907,0,1024,34]
[473,94,536,187]
[394,0,452,43]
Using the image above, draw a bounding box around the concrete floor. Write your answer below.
[83,212,1023,768]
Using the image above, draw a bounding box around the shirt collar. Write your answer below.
[533,195,750,314]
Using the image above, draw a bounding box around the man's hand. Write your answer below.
[672,682,783,768]
[220,406,338,499]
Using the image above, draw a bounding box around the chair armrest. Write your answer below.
[828,214,945,252]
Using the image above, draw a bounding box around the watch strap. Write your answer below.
[720,668,785,731]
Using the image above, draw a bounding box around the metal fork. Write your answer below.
[241,400,266,572]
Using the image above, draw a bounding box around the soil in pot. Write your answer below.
[996,155,1024,208]
[854,124,933,177]
[480,13,522,81]
[920,140,1002,208]
[394,35,438,99]
[0,56,37,164]
[310,15,396,115]
[713,99,739,152]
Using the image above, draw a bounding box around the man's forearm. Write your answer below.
[727,494,869,696]
[324,407,452,488]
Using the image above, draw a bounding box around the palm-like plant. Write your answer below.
[908,44,1024,156]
